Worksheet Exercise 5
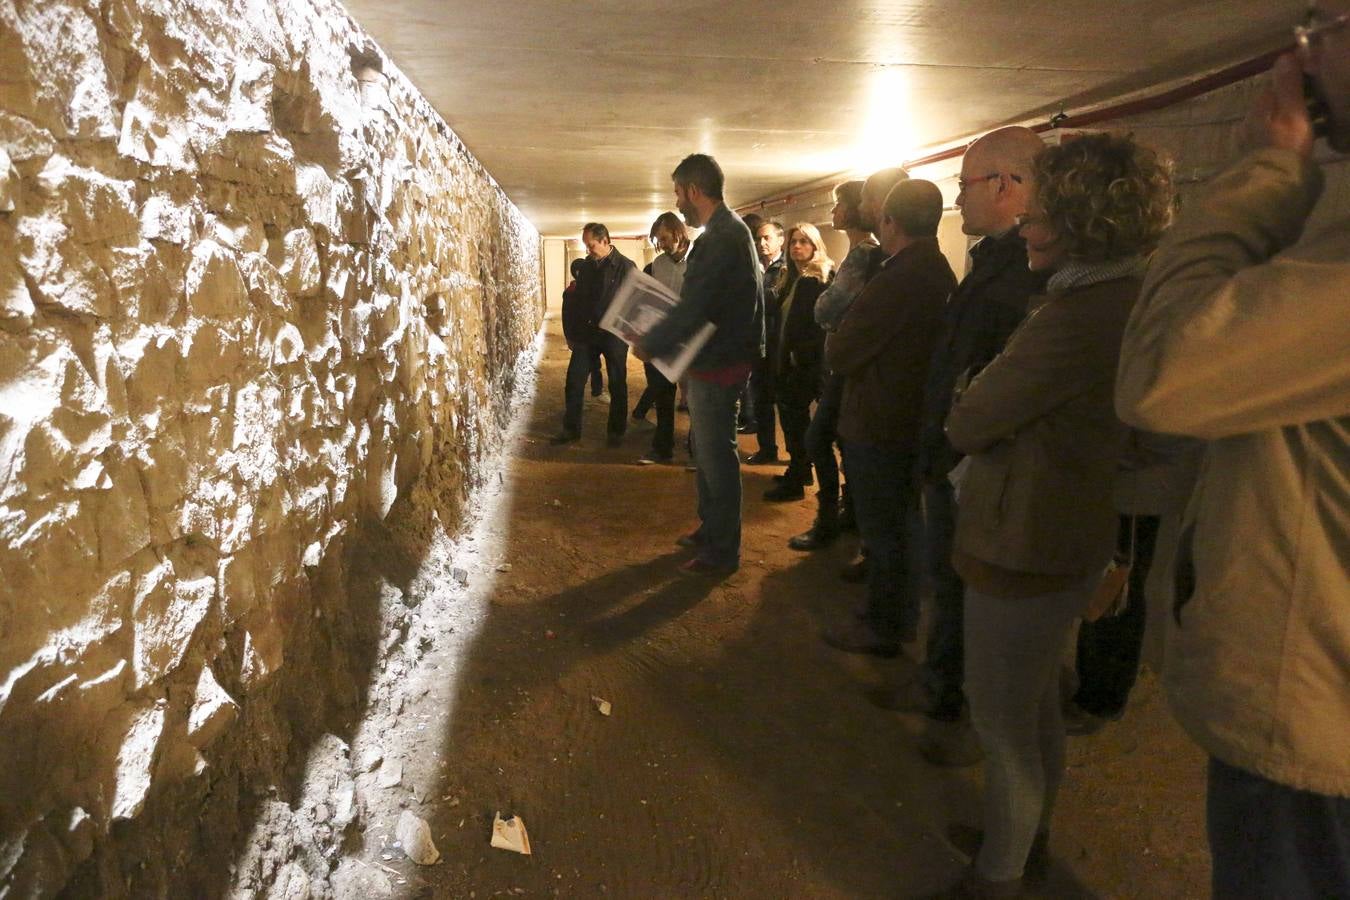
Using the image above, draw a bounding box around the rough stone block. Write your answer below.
[140,195,195,246]
[0,250,35,331]
[131,562,215,690]
[0,111,56,164]
[187,664,238,749]
[110,702,166,820]
[185,240,249,319]
[227,58,274,134]
[276,228,321,298]
[0,147,16,213]
[117,58,197,172]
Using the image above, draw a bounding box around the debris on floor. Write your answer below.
[396,810,441,865]
[490,812,533,856]
[376,759,403,789]
[591,696,612,717]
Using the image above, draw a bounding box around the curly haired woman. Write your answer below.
[938,132,1174,897]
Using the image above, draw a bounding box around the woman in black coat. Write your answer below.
[765,222,834,501]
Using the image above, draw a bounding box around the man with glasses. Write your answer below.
[1117,14,1350,896]
[871,127,1048,767]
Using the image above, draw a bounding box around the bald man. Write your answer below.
[791,167,909,556]
[820,179,956,660]
[878,127,1049,766]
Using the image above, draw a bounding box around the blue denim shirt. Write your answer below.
[642,203,764,369]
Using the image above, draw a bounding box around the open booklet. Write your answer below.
[599,268,716,383]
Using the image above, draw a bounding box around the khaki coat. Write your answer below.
[1117,149,1350,798]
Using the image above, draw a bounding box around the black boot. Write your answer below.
[763,481,806,502]
[788,505,840,551]
[838,491,857,532]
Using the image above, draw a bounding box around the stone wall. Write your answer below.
[0,0,542,895]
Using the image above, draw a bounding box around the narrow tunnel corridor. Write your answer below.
[297,302,1213,899]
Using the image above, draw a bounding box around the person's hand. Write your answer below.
[1246,53,1316,158]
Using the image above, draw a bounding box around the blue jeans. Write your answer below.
[1208,756,1350,899]
[687,376,743,565]
[563,333,628,437]
[919,479,966,721]
[843,440,918,642]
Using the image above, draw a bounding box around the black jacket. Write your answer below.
[642,204,763,369]
[561,259,596,344]
[917,229,1049,481]
[562,249,635,345]
[774,273,828,374]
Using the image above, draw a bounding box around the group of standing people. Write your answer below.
[549,22,1349,897]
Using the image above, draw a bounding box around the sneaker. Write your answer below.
[787,519,839,551]
[637,452,673,466]
[763,482,805,502]
[820,618,901,658]
[744,449,782,466]
[678,555,739,577]
[549,431,580,445]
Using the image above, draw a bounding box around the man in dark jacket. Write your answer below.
[878,126,1048,766]
[820,179,955,657]
[553,222,635,446]
[744,220,787,464]
[639,153,763,575]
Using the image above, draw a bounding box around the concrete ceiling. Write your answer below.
[341,1,1302,237]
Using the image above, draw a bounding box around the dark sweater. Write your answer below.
[825,238,956,446]
[917,228,1048,481]
[642,204,763,369]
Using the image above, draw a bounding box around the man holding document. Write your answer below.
[633,153,763,575]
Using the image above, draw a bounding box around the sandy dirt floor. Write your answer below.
[338,309,1212,899]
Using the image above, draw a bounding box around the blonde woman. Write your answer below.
[764,223,835,502]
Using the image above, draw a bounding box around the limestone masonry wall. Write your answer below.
[0,0,542,894]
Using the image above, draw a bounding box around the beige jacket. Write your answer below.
[947,276,1139,596]
[1117,148,1350,798]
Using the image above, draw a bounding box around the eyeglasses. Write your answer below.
[956,172,1023,193]
[1295,9,1350,58]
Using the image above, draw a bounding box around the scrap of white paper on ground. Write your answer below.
[490,812,532,855]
